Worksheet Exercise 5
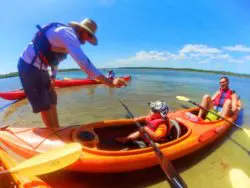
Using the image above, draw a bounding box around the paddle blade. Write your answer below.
[10,143,82,176]
[176,96,190,102]
[243,129,250,138]
[229,168,250,188]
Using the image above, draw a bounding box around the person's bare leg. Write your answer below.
[198,94,214,119]
[116,131,140,143]
[41,108,59,128]
[220,99,232,118]
[51,104,59,127]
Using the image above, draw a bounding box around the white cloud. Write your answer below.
[223,45,250,52]
[116,50,176,64]
[178,44,225,61]
[243,56,250,60]
[198,60,210,64]
[228,59,244,64]
[216,54,231,59]
[179,44,221,54]
[114,44,247,67]
[208,54,231,60]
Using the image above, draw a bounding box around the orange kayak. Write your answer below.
[0,105,241,173]
[0,75,131,100]
[0,146,50,188]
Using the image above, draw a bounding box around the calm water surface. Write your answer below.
[0,69,249,188]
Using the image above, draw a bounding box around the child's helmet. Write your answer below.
[148,100,169,118]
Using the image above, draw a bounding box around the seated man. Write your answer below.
[198,76,238,120]
[116,101,170,147]
[106,69,115,80]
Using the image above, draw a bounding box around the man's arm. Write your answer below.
[50,66,58,79]
[59,29,126,88]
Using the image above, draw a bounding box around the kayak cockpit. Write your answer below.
[82,120,189,151]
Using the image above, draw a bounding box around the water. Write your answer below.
[0,68,249,188]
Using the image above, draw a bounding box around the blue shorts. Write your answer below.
[18,58,57,113]
[214,106,223,112]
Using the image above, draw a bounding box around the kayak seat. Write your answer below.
[94,124,138,150]
[165,119,182,142]
[129,119,184,147]
[123,120,183,148]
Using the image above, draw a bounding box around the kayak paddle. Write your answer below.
[118,99,188,188]
[0,143,82,176]
[176,96,249,137]
[0,99,22,111]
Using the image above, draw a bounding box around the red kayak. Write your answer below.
[55,75,131,88]
[0,89,26,101]
[0,75,131,101]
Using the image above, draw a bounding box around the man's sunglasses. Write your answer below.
[219,80,227,84]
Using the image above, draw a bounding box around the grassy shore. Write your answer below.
[1,67,250,79]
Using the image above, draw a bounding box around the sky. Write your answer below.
[1,0,250,74]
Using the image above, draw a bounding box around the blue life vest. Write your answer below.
[32,22,68,67]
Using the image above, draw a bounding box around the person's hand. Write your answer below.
[112,78,127,88]
[50,78,56,90]
[138,126,145,134]
[133,117,139,122]
[232,108,239,114]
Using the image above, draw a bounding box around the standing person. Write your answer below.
[18,18,127,128]
[198,76,238,120]
[106,69,115,80]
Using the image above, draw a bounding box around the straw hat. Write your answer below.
[69,18,98,45]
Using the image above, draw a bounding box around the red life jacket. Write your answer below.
[145,114,170,136]
[213,88,233,107]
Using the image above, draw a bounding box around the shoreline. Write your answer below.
[0,67,250,79]
[117,67,250,78]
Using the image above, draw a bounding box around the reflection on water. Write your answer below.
[1,100,28,121]
[0,69,249,187]
[229,169,250,188]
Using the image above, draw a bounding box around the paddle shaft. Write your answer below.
[118,100,187,188]
[189,100,243,131]
[0,99,22,111]
[179,104,250,155]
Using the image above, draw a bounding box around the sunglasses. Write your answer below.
[219,81,227,84]
[87,33,93,39]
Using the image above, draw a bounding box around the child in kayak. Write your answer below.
[116,101,170,147]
